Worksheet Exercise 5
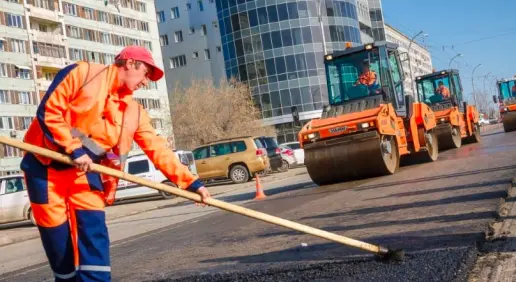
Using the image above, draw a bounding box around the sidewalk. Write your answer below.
[0,167,307,247]
[468,176,516,282]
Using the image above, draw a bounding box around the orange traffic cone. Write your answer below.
[254,174,267,200]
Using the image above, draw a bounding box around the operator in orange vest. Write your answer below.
[436,81,451,99]
[355,60,378,91]
[511,83,516,97]
[20,45,211,281]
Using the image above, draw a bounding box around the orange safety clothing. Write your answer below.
[357,70,377,86]
[437,85,450,98]
[512,85,516,95]
[21,61,203,281]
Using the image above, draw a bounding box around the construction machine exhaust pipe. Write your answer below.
[0,136,405,261]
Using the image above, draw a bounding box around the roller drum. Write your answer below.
[435,124,461,150]
[502,112,516,132]
[304,132,399,186]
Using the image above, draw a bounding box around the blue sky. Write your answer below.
[382,0,516,99]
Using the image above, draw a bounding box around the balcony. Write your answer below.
[26,4,62,23]
[31,30,65,46]
[34,54,67,69]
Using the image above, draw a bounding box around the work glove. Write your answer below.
[100,152,121,206]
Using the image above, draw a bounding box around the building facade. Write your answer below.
[0,0,169,176]
[385,23,433,97]
[157,0,385,144]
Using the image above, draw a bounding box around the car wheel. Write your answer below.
[160,181,177,199]
[277,160,289,172]
[229,165,250,184]
[28,209,37,226]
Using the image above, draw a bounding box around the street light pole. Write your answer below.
[407,31,428,97]
[448,53,463,69]
[471,63,482,105]
[316,0,328,55]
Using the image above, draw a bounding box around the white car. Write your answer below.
[115,150,198,202]
[279,141,305,165]
[0,175,35,225]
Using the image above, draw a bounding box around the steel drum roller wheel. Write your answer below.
[503,115,516,132]
[304,134,399,186]
[436,125,461,150]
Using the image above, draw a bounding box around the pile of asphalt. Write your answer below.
[153,245,478,282]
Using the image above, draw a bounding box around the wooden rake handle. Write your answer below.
[0,136,389,256]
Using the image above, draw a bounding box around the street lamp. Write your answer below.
[407,31,428,97]
[448,53,463,69]
[316,0,328,55]
[471,63,482,105]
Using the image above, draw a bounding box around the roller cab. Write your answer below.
[415,69,481,150]
[494,78,516,132]
[298,42,439,185]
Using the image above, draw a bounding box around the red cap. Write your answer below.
[115,45,164,81]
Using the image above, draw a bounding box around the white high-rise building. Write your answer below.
[385,23,433,97]
[0,0,169,176]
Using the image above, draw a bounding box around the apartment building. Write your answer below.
[0,0,169,176]
[156,0,386,144]
[385,23,433,97]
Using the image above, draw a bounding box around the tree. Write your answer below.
[165,78,276,149]
[470,90,497,118]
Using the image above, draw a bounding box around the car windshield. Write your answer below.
[325,49,382,105]
[498,80,516,100]
[261,137,278,148]
[416,74,452,104]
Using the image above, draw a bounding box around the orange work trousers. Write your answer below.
[21,152,110,282]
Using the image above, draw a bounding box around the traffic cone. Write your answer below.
[254,174,267,200]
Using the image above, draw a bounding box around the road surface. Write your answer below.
[1,127,515,281]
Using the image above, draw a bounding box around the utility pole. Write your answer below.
[316,0,328,55]
[407,31,428,97]
[471,63,482,106]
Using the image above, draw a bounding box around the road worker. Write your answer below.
[511,83,516,97]
[355,60,378,91]
[20,45,211,281]
[436,81,451,99]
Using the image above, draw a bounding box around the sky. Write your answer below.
[381,0,516,100]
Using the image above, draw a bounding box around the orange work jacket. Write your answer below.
[23,61,201,195]
[358,71,377,86]
[437,85,450,98]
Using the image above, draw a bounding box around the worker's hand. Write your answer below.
[195,187,211,207]
[73,154,93,172]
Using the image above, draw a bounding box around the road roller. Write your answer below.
[494,78,516,132]
[297,42,439,186]
[415,69,481,150]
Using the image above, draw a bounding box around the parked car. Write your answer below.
[279,146,297,171]
[115,150,197,201]
[0,175,35,225]
[192,136,270,184]
[280,141,305,165]
[254,136,285,172]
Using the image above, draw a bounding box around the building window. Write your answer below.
[198,0,204,11]
[189,27,195,34]
[97,11,108,23]
[21,117,32,130]
[186,3,191,10]
[170,55,187,69]
[83,7,94,20]
[204,49,210,60]
[0,39,5,51]
[113,15,123,26]
[212,21,218,28]
[63,3,77,16]
[18,92,31,104]
[171,7,180,19]
[0,117,14,130]
[0,90,10,104]
[151,119,163,129]
[6,14,23,28]
[200,24,207,36]
[192,51,199,59]
[216,46,221,52]
[159,35,169,46]
[156,11,165,23]
[0,64,7,77]
[15,67,30,79]
[10,39,26,53]
[174,31,183,43]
